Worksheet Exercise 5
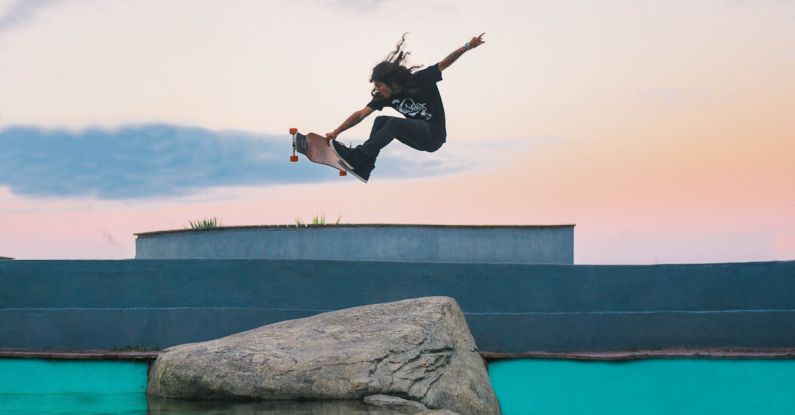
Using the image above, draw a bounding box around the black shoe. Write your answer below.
[341,147,375,183]
[330,140,354,170]
[331,141,375,182]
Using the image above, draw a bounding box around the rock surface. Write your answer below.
[364,394,429,413]
[147,397,429,414]
[364,394,462,414]
[147,296,500,415]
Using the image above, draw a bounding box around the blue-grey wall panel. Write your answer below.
[134,225,575,264]
[1,259,794,352]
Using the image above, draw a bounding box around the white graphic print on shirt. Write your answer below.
[392,98,432,121]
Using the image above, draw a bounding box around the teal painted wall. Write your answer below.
[0,359,149,414]
[0,359,148,394]
[3,358,795,414]
[489,358,795,415]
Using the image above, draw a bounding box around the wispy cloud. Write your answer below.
[308,0,457,14]
[0,123,510,200]
[0,0,60,34]
[372,134,560,180]
[311,0,392,12]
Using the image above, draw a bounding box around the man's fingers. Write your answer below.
[472,33,485,45]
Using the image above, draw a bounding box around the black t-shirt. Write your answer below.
[367,63,446,139]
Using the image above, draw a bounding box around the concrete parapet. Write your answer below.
[135,224,575,264]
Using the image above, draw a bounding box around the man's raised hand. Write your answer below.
[469,33,486,49]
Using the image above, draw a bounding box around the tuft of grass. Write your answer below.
[189,217,223,229]
[294,214,342,227]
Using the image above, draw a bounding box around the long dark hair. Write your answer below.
[370,33,423,98]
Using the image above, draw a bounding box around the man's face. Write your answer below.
[373,81,393,99]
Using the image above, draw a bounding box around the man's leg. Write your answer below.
[394,122,445,153]
[360,116,442,158]
[334,116,443,182]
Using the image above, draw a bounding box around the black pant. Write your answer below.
[360,116,445,159]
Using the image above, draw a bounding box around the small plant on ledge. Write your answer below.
[295,214,342,227]
[189,217,223,229]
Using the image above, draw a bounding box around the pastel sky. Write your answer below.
[0,0,793,263]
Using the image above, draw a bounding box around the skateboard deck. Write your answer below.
[289,128,348,176]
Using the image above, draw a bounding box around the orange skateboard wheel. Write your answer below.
[339,170,347,176]
[289,128,298,135]
[290,155,299,162]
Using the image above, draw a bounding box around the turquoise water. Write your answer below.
[488,358,795,415]
[3,358,795,414]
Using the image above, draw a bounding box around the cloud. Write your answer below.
[311,0,392,12]
[371,134,561,180]
[0,0,60,34]
[0,123,485,200]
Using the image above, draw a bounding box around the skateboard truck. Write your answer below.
[289,128,347,176]
[289,128,299,162]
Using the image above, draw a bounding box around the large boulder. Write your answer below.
[147,296,501,415]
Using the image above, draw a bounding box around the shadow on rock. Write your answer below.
[147,397,403,414]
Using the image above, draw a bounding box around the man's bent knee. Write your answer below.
[428,141,444,152]
[373,115,391,130]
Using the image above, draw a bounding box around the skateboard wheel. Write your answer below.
[289,128,298,135]
[290,155,299,162]
[339,170,347,176]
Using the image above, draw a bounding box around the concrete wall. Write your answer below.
[2,259,794,353]
[135,225,574,264]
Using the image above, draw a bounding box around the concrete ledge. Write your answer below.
[482,348,795,361]
[134,223,575,237]
[135,223,575,264]
[4,348,795,362]
[0,349,159,360]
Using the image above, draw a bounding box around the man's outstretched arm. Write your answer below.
[438,32,486,72]
[326,106,375,139]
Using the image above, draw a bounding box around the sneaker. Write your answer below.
[330,140,354,170]
[345,147,376,183]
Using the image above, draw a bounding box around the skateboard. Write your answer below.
[289,128,348,177]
